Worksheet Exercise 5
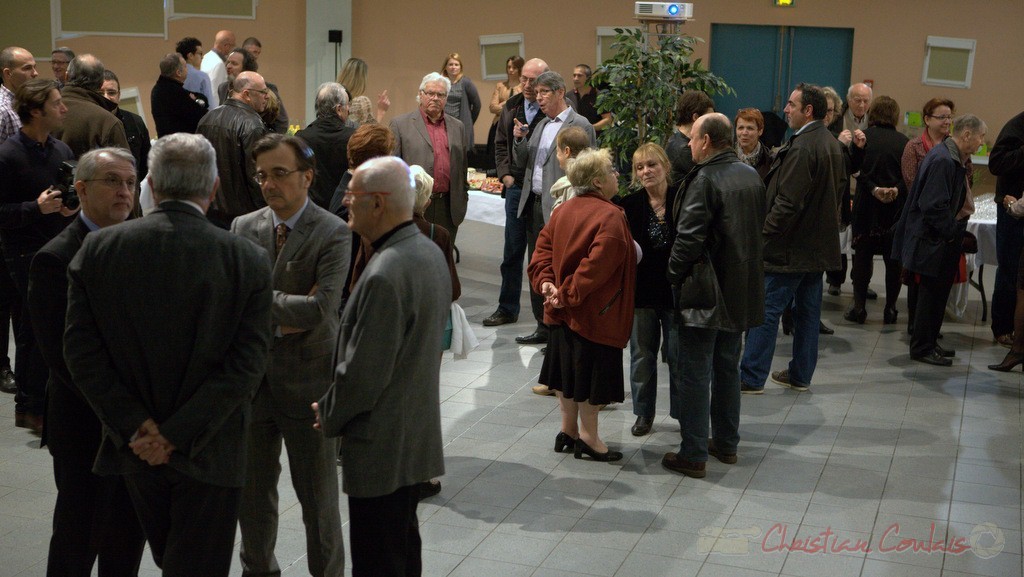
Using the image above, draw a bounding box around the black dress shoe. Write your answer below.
[843,308,867,324]
[912,351,952,366]
[416,480,442,501]
[516,330,549,345]
[630,416,653,436]
[661,453,706,478]
[883,305,898,325]
[989,351,1024,372]
[827,284,841,296]
[554,431,576,453]
[934,344,955,358]
[482,310,518,326]
[866,288,878,300]
[819,321,834,335]
[0,367,15,394]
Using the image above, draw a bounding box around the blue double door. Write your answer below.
[709,24,854,127]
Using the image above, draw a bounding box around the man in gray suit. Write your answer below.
[314,156,449,577]
[232,134,348,577]
[512,70,596,346]
[390,72,469,245]
[64,132,273,576]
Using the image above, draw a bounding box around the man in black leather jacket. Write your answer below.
[196,71,269,228]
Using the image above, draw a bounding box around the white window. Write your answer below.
[922,36,976,89]
[597,27,639,65]
[479,34,524,81]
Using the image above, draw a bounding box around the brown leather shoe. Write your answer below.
[531,384,556,396]
[662,452,706,478]
[707,440,737,464]
[15,412,43,437]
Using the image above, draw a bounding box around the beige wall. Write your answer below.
[49,0,306,132]
[353,0,1024,147]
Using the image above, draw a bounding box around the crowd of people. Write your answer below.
[1,35,1023,577]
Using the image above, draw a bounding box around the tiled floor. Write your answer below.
[1,218,1022,576]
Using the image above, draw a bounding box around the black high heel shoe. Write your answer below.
[554,432,576,453]
[883,305,898,325]
[573,439,623,462]
[843,307,867,324]
[988,351,1024,372]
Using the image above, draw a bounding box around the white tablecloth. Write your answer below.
[465,189,505,226]
[948,195,996,319]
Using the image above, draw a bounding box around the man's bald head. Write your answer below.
[847,83,872,119]
[232,71,268,112]
[520,58,549,102]
[67,54,105,90]
[0,47,38,90]
[213,30,236,57]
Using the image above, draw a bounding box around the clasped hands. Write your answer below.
[541,281,564,309]
[838,129,866,148]
[129,418,176,466]
[872,186,898,204]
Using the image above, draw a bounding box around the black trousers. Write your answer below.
[47,457,146,577]
[910,251,960,358]
[0,255,19,369]
[523,193,547,331]
[6,252,46,415]
[124,467,241,577]
[348,484,421,577]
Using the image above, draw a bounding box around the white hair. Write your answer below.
[355,156,415,217]
[416,72,451,104]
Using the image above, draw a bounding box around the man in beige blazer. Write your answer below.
[391,72,469,244]
[231,133,350,577]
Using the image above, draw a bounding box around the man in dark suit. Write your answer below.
[64,133,273,576]
[296,82,354,209]
[390,72,469,245]
[150,53,208,137]
[28,147,146,576]
[511,70,596,347]
[232,134,348,577]
[314,156,449,577]
[893,114,986,366]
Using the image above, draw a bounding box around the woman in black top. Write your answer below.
[845,96,909,324]
[615,143,680,437]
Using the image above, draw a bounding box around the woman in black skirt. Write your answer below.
[527,148,637,462]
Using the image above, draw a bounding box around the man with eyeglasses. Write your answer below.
[0,78,78,434]
[511,70,595,355]
[390,72,469,245]
[232,133,348,577]
[28,147,145,575]
[197,70,270,228]
[50,47,74,89]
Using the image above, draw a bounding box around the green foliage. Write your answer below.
[592,27,732,168]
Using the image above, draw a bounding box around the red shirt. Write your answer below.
[420,109,451,194]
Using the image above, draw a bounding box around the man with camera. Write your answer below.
[0,78,78,434]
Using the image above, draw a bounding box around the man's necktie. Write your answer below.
[275,223,289,259]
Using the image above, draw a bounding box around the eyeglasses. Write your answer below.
[85,176,136,189]
[254,168,303,185]
[420,90,447,100]
[536,88,554,97]
[928,114,953,121]
[249,87,270,96]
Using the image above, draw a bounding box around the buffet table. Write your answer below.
[962,194,997,321]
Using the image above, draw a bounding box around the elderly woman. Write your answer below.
[734,108,772,181]
[528,148,636,462]
[441,52,481,147]
[614,143,679,438]
[665,90,714,185]
[348,96,376,127]
[845,96,909,325]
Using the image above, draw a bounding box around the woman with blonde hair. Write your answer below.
[336,57,390,123]
[441,52,481,147]
[529,148,636,462]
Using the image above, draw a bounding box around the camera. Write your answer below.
[54,160,80,210]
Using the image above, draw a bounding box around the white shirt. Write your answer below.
[530,107,571,195]
[200,51,226,107]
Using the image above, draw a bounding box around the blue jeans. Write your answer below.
[629,308,681,419]
[676,326,742,462]
[992,203,1024,337]
[497,185,527,316]
[740,272,822,388]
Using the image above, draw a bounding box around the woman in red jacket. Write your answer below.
[528,148,636,462]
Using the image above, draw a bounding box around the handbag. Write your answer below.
[674,253,720,310]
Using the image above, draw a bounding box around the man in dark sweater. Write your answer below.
[0,78,78,433]
[151,53,208,137]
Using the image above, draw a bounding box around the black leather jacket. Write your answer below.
[196,98,268,220]
[668,150,766,331]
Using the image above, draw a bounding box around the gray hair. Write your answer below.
[846,82,873,101]
[952,114,986,137]
[148,133,218,201]
[409,164,434,213]
[565,148,613,192]
[315,82,349,119]
[51,47,75,60]
[416,72,451,104]
[355,156,415,216]
[696,112,734,150]
[75,147,135,182]
[535,71,566,93]
[159,53,184,78]
[67,54,104,90]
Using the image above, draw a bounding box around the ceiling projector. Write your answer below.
[634,2,694,20]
